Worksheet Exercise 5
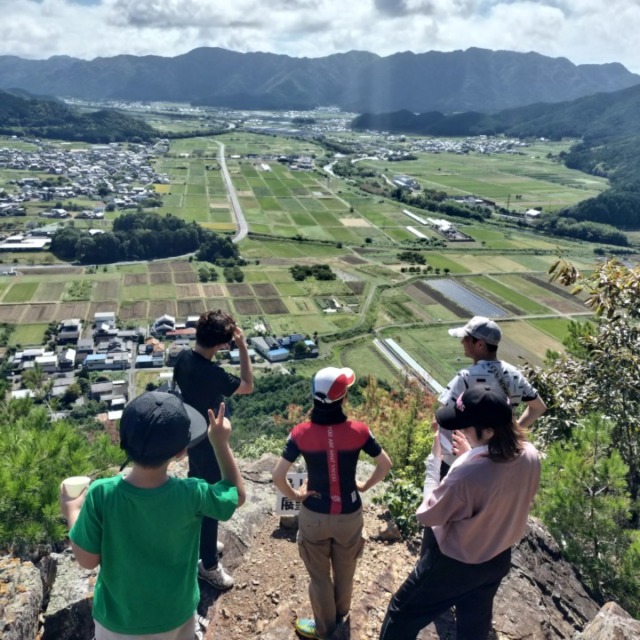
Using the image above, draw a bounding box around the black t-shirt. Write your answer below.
[173,349,241,420]
[173,349,242,482]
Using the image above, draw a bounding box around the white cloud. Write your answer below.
[0,0,637,73]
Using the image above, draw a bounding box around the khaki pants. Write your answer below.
[94,614,196,640]
[297,505,365,638]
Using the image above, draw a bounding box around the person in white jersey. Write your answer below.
[434,316,546,478]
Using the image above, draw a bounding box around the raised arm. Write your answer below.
[233,327,254,395]
[208,403,246,506]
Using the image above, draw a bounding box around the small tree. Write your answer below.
[0,400,121,550]
[528,259,640,513]
[293,341,308,359]
[535,414,640,614]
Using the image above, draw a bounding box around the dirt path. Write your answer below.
[207,507,422,640]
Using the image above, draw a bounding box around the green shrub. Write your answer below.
[535,414,640,615]
[237,434,283,460]
[0,399,121,552]
[374,472,423,538]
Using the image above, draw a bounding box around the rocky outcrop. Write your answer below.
[41,551,98,640]
[574,602,640,639]
[0,555,43,640]
[491,518,600,639]
[0,458,634,640]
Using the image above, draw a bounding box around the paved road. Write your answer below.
[216,140,248,243]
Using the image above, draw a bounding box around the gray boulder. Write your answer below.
[573,601,640,640]
[41,550,98,640]
[0,554,43,640]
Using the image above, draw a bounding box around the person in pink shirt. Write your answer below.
[379,386,540,640]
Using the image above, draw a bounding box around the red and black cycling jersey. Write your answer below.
[282,420,382,515]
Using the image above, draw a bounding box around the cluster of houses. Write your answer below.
[401,209,473,242]
[248,334,318,362]
[7,310,320,403]
[409,135,529,156]
[0,140,170,220]
[148,313,318,364]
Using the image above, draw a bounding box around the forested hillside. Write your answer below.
[0,89,157,142]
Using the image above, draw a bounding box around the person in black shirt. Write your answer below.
[173,310,253,590]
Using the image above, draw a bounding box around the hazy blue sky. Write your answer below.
[2,0,638,73]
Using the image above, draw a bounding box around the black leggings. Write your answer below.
[188,438,222,570]
[379,528,511,640]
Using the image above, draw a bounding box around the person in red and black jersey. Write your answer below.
[273,367,392,640]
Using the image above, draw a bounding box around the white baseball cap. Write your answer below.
[312,367,356,404]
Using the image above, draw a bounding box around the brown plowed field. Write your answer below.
[149,262,171,273]
[404,283,437,306]
[94,280,120,301]
[202,284,225,297]
[341,255,367,265]
[119,301,148,320]
[124,273,149,286]
[176,284,201,298]
[207,298,232,313]
[23,304,54,322]
[252,283,278,297]
[89,303,118,320]
[177,299,206,316]
[150,272,173,285]
[54,302,90,321]
[174,271,198,284]
[149,300,177,319]
[521,275,587,313]
[227,284,253,297]
[346,281,365,295]
[233,298,261,315]
[0,305,25,322]
[260,298,289,314]
[25,267,83,275]
[171,261,193,272]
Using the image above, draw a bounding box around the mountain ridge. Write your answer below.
[0,47,638,113]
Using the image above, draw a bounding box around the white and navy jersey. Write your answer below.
[438,359,539,409]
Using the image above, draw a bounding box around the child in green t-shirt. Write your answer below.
[60,391,246,640]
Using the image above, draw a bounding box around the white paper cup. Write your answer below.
[62,476,91,499]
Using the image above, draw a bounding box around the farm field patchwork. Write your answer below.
[360,143,608,212]
[425,278,509,317]
[463,275,551,315]
[2,282,39,303]
[341,341,401,384]
[0,130,629,387]
[8,323,48,347]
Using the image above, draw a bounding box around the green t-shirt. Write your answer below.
[70,475,238,634]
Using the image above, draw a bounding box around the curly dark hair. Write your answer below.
[195,310,236,348]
